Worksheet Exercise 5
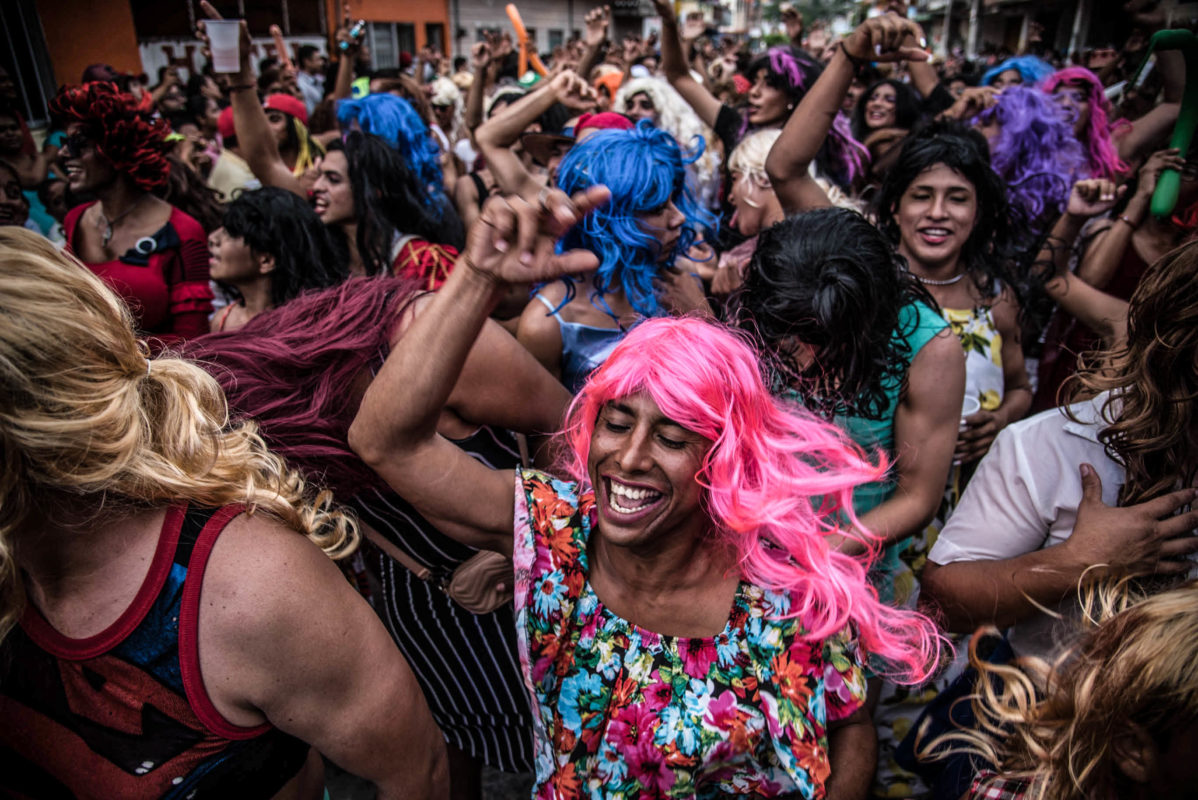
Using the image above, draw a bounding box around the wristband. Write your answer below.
[228,83,256,93]
[838,41,870,70]
[1117,214,1139,228]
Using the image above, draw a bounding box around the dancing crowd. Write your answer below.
[2,1,1198,799]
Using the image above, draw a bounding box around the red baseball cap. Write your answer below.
[575,112,635,133]
[217,105,236,139]
[263,93,308,125]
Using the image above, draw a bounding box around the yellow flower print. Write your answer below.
[980,389,1001,410]
[990,332,1004,367]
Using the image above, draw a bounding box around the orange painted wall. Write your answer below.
[325,0,450,50]
[37,0,142,86]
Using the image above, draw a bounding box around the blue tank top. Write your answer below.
[534,293,629,394]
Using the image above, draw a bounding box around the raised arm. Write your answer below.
[198,2,304,196]
[652,0,722,129]
[1077,149,1180,289]
[1037,179,1130,346]
[331,11,361,102]
[766,13,928,214]
[475,70,596,198]
[463,42,492,136]
[348,187,610,554]
[577,5,611,82]
[1116,49,1183,167]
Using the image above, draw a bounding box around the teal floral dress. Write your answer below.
[512,469,868,799]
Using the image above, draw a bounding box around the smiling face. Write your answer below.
[1052,81,1092,138]
[636,198,686,261]
[747,70,790,126]
[61,123,117,193]
[311,150,353,225]
[624,91,658,125]
[588,391,711,552]
[894,162,979,273]
[864,83,898,130]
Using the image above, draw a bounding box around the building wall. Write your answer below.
[451,0,580,57]
[38,0,142,86]
[329,0,451,51]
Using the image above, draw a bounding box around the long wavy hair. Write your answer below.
[220,187,348,307]
[614,77,722,207]
[743,47,868,190]
[560,316,944,681]
[336,93,444,194]
[182,278,419,499]
[734,208,934,420]
[972,86,1085,234]
[1043,67,1130,183]
[1065,240,1198,506]
[925,579,1198,800]
[49,81,172,192]
[0,228,357,646]
[329,133,465,275]
[553,120,715,317]
[876,124,1021,301]
[850,78,921,142]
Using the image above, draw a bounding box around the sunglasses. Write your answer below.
[61,132,94,157]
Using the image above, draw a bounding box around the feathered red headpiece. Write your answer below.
[49,81,171,192]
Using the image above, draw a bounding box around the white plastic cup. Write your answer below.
[960,395,981,430]
[207,20,242,74]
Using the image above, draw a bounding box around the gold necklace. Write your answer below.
[97,195,146,247]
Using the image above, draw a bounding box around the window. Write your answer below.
[425,22,445,52]
[397,23,416,57]
[368,21,417,70]
[2,0,55,125]
[549,29,564,50]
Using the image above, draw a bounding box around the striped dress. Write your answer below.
[350,425,533,773]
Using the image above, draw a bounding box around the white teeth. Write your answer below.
[607,479,661,514]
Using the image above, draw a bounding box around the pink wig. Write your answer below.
[1043,67,1130,182]
[560,316,944,682]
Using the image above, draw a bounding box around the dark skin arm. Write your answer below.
[652,0,723,129]
[921,465,1198,633]
[577,5,610,81]
[766,12,928,214]
[463,42,492,136]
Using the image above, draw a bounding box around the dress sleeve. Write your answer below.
[821,627,868,723]
[164,210,214,341]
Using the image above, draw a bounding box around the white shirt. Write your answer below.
[928,393,1125,661]
[297,70,325,116]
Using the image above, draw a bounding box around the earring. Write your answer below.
[787,103,795,110]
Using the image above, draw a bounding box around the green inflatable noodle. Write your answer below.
[1129,29,1198,218]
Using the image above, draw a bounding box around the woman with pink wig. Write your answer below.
[1043,67,1130,183]
[350,187,944,798]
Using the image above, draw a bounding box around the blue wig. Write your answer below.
[554,120,716,317]
[336,94,444,193]
[973,85,1085,230]
[980,55,1054,88]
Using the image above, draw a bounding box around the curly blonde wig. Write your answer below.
[0,228,357,646]
[926,580,1198,800]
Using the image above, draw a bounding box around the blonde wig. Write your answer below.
[0,228,357,646]
[728,128,861,214]
[925,580,1198,800]
[615,77,722,210]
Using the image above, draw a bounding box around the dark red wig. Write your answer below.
[49,81,171,192]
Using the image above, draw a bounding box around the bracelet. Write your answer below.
[227,83,256,93]
[838,41,870,70]
[1116,214,1139,228]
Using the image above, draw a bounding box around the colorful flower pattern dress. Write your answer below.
[512,468,868,799]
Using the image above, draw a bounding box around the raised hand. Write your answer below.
[471,41,492,71]
[1066,178,1123,219]
[680,13,707,44]
[840,12,928,63]
[550,70,598,111]
[464,187,611,287]
[584,5,611,49]
[1134,147,1185,201]
[938,85,1000,121]
[1063,464,1198,579]
[196,0,253,78]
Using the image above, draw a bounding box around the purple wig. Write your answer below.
[561,316,943,682]
[1043,67,1130,182]
[182,278,419,498]
[973,85,1085,230]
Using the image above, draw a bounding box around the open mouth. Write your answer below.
[63,164,84,181]
[918,227,952,246]
[603,476,664,518]
[312,195,329,214]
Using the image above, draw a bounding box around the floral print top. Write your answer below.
[512,469,868,799]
